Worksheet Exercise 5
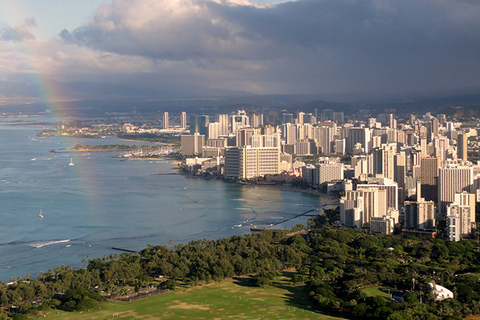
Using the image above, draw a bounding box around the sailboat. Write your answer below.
[69,158,74,166]
[38,210,44,219]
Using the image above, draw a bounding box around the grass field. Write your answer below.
[360,286,392,298]
[42,273,345,319]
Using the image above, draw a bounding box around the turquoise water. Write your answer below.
[0,118,323,281]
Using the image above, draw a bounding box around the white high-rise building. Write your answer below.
[341,188,387,226]
[454,192,476,224]
[446,204,472,241]
[163,112,169,129]
[180,111,187,129]
[314,162,344,185]
[224,146,280,179]
[215,114,229,135]
[438,165,473,215]
[357,177,398,211]
[208,122,220,140]
[230,110,249,134]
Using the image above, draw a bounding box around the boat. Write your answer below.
[38,210,43,219]
[69,158,74,166]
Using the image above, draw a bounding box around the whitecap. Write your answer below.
[30,239,71,249]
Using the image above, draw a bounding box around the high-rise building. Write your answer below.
[230,110,249,133]
[251,134,280,148]
[181,133,205,156]
[438,165,473,215]
[372,144,395,179]
[340,196,363,228]
[333,112,344,125]
[394,153,406,203]
[357,177,398,211]
[251,112,263,128]
[454,191,476,224]
[446,204,472,241]
[189,115,209,135]
[420,157,440,203]
[236,128,260,147]
[347,127,371,154]
[296,139,317,155]
[215,114,229,135]
[297,112,304,125]
[208,122,220,140]
[404,198,435,230]
[224,146,280,179]
[313,125,336,154]
[341,188,387,226]
[370,216,395,235]
[162,112,169,129]
[457,133,468,161]
[434,137,449,164]
[314,162,344,185]
[180,111,187,129]
[283,123,297,145]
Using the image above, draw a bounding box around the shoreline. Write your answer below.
[179,170,339,214]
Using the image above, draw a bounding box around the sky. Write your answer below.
[1,0,480,100]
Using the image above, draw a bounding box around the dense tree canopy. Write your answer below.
[2,209,480,319]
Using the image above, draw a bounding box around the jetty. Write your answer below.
[112,247,137,253]
[250,208,317,231]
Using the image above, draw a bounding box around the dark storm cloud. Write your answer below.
[59,0,480,95]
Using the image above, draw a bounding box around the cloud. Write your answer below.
[5,0,480,97]
[0,19,36,42]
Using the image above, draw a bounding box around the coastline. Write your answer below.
[179,169,339,213]
[253,183,339,212]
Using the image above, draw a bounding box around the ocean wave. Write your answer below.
[30,239,71,248]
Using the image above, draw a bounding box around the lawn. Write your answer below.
[361,286,394,299]
[42,273,345,319]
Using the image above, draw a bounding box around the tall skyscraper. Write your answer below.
[180,111,187,129]
[372,144,395,179]
[347,127,371,154]
[208,122,220,140]
[333,112,344,125]
[215,114,229,135]
[457,133,468,161]
[162,112,169,129]
[189,115,209,135]
[420,157,440,203]
[434,137,449,164]
[297,112,304,125]
[394,153,406,205]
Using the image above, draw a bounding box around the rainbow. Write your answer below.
[0,9,103,212]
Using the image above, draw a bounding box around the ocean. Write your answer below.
[0,117,324,282]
